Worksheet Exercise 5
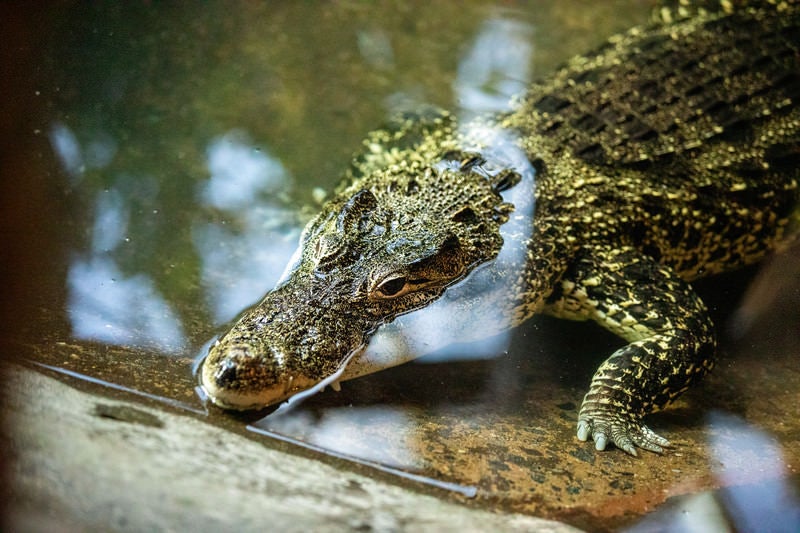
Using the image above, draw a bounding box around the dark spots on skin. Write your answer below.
[571,113,606,135]
[338,190,380,233]
[572,66,603,85]
[630,128,658,143]
[617,115,656,143]
[452,206,479,225]
[637,79,662,100]
[574,143,605,163]
[529,157,546,174]
[763,142,800,176]
[534,94,572,114]
[542,119,564,133]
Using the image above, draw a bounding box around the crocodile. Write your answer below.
[200,2,800,455]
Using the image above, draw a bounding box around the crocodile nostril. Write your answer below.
[213,358,240,387]
[211,344,254,387]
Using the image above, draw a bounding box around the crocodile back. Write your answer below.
[508,4,799,280]
[524,4,799,168]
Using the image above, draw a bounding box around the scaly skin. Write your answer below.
[201,3,800,455]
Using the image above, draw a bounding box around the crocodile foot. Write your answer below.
[576,407,670,456]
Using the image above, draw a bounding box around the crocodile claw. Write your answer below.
[577,410,670,456]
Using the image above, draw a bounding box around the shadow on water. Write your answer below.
[3,1,799,531]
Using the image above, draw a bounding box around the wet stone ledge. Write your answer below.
[2,365,580,533]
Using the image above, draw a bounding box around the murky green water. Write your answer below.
[4,1,799,530]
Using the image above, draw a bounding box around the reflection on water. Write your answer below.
[356,28,395,71]
[51,120,188,352]
[48,122,83,180]
[627,411,800,532]
[57,122,302,346]
[49,121,118,183]
[12,1,800,530]
[201,131,287,211]
[707,412,800,532]
[193,212,300,325]
[455,16,532,117]
[68,255,186,353]
[195,131,301,324]
[258,406,420,470]
[90,188,128,253]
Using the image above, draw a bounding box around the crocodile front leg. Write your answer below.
[543,246,716,455]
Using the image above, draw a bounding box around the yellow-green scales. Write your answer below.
[201,2,800,456]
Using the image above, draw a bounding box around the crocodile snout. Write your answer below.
[200,340,314,410]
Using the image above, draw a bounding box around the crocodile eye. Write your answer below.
[376,276,407,298]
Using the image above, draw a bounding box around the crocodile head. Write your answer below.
[200,160,516,410]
